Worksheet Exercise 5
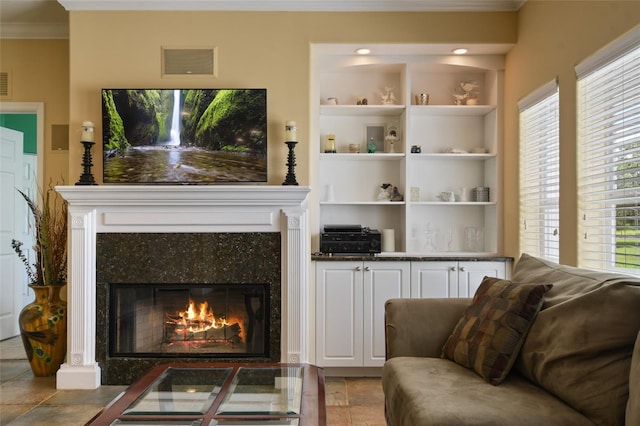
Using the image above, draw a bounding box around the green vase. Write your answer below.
[19,285,67,377]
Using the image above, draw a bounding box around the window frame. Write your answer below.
[518,79,560,263]
[576,26,640,274]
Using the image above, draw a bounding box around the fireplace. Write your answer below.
[110,283,270,357]
[55,185,310,390]
[96,231,282,384]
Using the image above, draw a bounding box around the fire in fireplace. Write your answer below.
[164,299,242,348]
[110,283,269,358]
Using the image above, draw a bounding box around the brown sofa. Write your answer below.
[382,254,640,425]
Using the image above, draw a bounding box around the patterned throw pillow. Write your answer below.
[441,277,551,385]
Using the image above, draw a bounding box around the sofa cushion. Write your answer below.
[441,276,551,385]
[512,253,640,426]
[382,357,594,426]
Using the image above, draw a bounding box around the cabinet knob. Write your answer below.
[364,266,371,271]
[450,266,457,271]
[460,267,467,272]
[355,266,362,271]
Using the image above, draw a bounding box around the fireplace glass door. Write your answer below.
[110,283,269,358]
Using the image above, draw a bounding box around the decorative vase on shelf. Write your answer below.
[19,285,67,377]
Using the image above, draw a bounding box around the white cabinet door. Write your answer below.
[411,260,509,299]
[315,261,363,367]
[363,262,410,367]
[314,259,509,367]
[315,261,409,367]
[410,261,459,298]
[457,261,507,297]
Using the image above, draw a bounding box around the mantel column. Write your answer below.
[281,207,309,363]
[56,207,101,389]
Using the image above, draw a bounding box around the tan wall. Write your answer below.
[0,39,70,185]
[504,1,640,265]
[15,6,638,264]
[67,11,517,185]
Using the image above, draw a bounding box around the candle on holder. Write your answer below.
[285,120,297,142]
[81,121,95,142]
[325,134,336,153]
[76,120,97,185]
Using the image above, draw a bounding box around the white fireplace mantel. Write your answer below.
[55,185,311,389]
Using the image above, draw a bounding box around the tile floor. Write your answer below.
[0,337,386,425]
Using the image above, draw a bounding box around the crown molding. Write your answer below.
[2,1,525,40]
[57,0,525,12]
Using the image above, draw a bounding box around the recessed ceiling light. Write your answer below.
[355,48,371,55]
[452,48,468,55]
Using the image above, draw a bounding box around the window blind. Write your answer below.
[577,27,640,274]
[519,80,560,262]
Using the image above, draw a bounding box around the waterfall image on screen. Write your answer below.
[102,89,267,184]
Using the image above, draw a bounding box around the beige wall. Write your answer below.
[504,1,640,265]
[0,39,70,185]
[66,11,517,185]
[8,5,639,264]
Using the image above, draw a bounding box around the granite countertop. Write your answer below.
[311,253,514,262]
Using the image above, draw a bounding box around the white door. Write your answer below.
[363,261,410,366]
[0,126,29,339]
[315,261,363,367]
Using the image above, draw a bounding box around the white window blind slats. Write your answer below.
[579,107,640,135]
[581,165,640,185]
[527,137,558,152]
[579,112,640,143]
[522,173,559,189]
[578,30,640,274]
[581,128,640,154]
[519,81,560,263]
[579,67,640,100]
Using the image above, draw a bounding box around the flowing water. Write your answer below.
[169,89,181,146]
[103,146,267,183]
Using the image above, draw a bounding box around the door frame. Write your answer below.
[0,102,44,191]
[0,102,44,336]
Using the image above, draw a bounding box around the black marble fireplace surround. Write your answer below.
[96,232,281,385]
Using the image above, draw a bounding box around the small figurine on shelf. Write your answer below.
[385,129,398,153]
[367,137,377,153]
[390,186,404,202]
[452,80,480,105]
[377,183,392,201]
[380,87,397,105]
[423,222,437,252]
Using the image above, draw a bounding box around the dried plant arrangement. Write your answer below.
[11,181,68,286]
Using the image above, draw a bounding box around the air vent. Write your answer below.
[162,48,216,76]
[0,71,10,97]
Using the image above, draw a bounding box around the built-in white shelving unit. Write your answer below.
[310,45,506,256]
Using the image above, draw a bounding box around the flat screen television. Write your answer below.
[102,89,267,184]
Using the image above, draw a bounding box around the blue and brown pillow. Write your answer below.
[442,277,551,385]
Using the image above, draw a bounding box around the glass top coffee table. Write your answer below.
[89,363,325,425]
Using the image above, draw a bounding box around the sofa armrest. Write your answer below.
[627,331,640,426]
[385,298,470,359]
